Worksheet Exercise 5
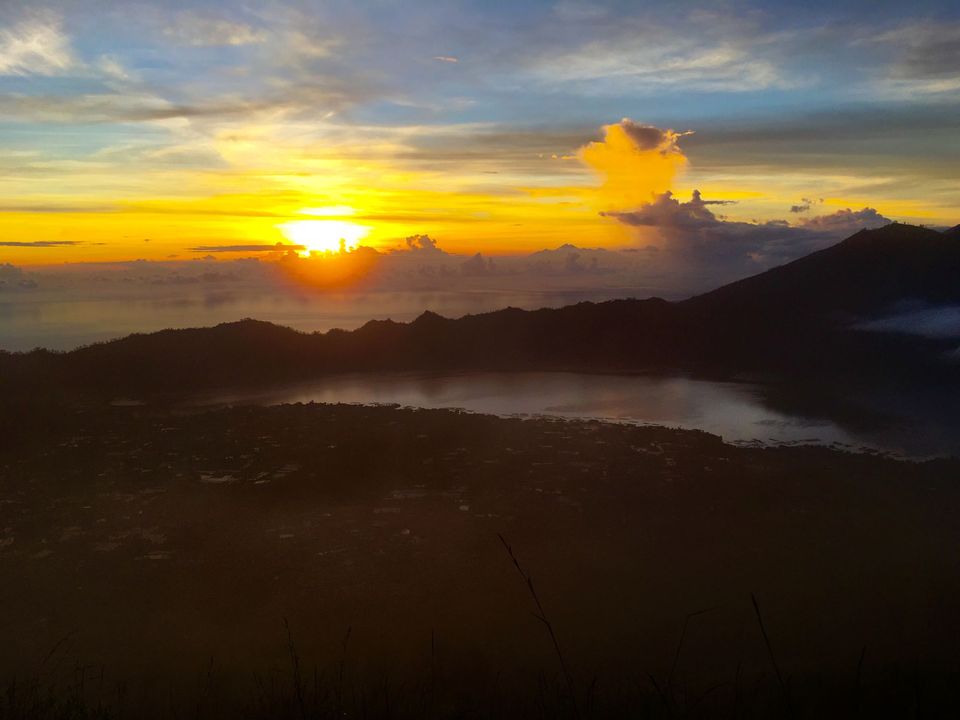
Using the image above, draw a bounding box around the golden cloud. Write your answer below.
[579,119,690,212]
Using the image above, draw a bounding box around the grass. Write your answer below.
[4,403,960,718]
[5,576,960,719]
[5,631,960,719]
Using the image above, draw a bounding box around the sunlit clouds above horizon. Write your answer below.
[1,0,959,274]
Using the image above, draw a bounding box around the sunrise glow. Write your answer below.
[0,2,956,273]
[279,219,371,255]
[1,0,957,269]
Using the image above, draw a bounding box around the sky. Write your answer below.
[1,0,959,347]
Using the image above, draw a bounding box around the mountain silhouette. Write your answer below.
[2,223,958,397]
[685,222,960,321]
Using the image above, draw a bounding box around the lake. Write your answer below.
[195,371,960,458]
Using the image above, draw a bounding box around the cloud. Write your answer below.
[0,263,37,290]
[402,234,446,254]
[561,253,605,276]
[602,190,892,288]
[187,243,305,254]
[0,93,275,124]
[620,122,682,152]
[603,189,721,230]
[579,119,689,211]
[870,22,960,95]
[96,54,135,81]
[798,207,890,233]
[0,240,82,247]
[387,124,593,177]
[2,247,658,351]
[527,246,609,276]
[518,12,789,94]
[460,252,497,277]
[552,2,609,22]
[0,263,23,279]
[582,114,894,290]
[0,8,372,129]
[276,243,383,289]
[859,305,960,339]
[164,11,267,47]
[0,12,74,76]
[0,80,373,126]
[144,271,241,286]
[0,203,119,213]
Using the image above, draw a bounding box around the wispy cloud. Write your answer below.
[0,12,75,76]
[164,11,267,47]
[515,11,793,94]
[0,203,119,213]
[0,240,84,247]
[0,93,276,124]
[867,21,960,96]
[187,243,305,253]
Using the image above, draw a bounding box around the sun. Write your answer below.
[279,218,371,255]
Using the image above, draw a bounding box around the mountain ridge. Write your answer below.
[2,223,958,397]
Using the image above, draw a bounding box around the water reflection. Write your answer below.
[196,371,960,458]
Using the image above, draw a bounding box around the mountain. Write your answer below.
[2,223,958,398]
[684,223,960,322]
[671,222,960,377]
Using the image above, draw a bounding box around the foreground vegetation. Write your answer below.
[3,402,959,718]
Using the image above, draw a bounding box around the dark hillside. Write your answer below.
[2,224,958,398]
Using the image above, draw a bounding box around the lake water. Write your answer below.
[197,371,960,458]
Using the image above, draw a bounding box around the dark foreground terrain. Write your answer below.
[2,401,960,718]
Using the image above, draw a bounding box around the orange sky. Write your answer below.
[3,2,957,266]
[5,121,680,264]
[11,116,937,266]
[5,115,946,266]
